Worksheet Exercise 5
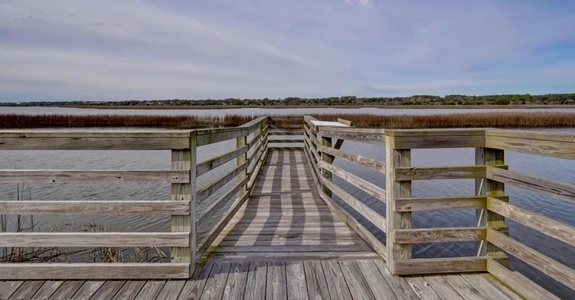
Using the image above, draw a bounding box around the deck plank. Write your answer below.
[266,262,287,300]
[9,280,43,300]
[135,280,166,300]
[177,263,212,300]
[321,261,353,300]
[201,262,232,300]
[222,262,249,300]
[244,262,267,300]
[72,280,105,299]
[423,276,465,300]
[155,280,186,300]
[31,281,63,300]
[442,275,486,300]
[89,281,126,300]
[462,274,514,300]
[404,276,442,300]
[373,259,419,300]
[111,280,146,300]
[339,260,377,300]
[356,260,399,300]
[48,280,85,300]
[303,261,331,300]
[286,262,308,300]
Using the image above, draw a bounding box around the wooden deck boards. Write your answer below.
[1,259,522,299]
[205,150,378,262]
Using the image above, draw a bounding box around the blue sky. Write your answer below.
[1,0,574,102]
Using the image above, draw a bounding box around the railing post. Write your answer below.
[385,132,412,274]
[237,131,248,198]
[320,134,333,197]
[475,146,508,266]
[171,131,197,276]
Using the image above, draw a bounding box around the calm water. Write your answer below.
[1,107,574,298]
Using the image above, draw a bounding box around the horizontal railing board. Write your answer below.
[319,176,386,233]
[395,196,487,212]
[319,145,385,174]
[197,175,249,226]
[0,170,189,183]
[393,227,486,244]
[486,259,560,300]
[0,232,188,247]
[0,131,192,150]
[0,200,189,215]
[487,197,575,248]
[0,263,189,279]
[196,127,250,146]
[486,167,575,204]
[247,125,267,150]
[386,129,488,137]
[392,135,485,150]
[268,130,302,135]
[196,145,248,177]
[318,128,386,144]
[196,162,247,203]
[394,166,488,181]
[486,135,575,160]
[267,139,305,143]
[394,257,487,275]
[320,161,386,203]
[237,116,268,131]
[486,228,575,291]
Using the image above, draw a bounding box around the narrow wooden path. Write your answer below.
[205,150,378,261]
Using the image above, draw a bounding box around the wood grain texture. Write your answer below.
[395,196,486,212]
[0,169,189,183]
[0,200,190,215]
[394,257,486,275]
[0,232,188,247]
[485,130,575,160]
[486,228,575,291]
[196,145,247,177]
[319,145,386,174]
[393,227,486,244]
[320,161,386,203]
[318,127,385,144]
[0,264,189,280]
[394,165,487,181]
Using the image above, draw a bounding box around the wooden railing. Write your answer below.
[304,115,575,299]
[0,116,268,279]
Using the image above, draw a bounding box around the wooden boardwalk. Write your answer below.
[0,150,525,299]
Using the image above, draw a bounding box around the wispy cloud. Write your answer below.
[0,0,574,101]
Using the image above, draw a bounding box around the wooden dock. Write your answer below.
[2,151,524,299]
[1,116,574,299]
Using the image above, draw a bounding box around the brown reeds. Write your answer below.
[312,112,575,128]
[2,112,575,129]
[0,114,255,129]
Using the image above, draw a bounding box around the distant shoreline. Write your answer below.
[31,104,575,110]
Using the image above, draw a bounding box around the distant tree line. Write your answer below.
[3,93,575,107]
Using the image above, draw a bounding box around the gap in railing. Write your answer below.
[508,254,573,299]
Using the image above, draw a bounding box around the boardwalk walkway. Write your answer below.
[1,150,524,299]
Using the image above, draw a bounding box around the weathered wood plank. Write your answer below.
[286,262,308,300]
[442,275,486,300]
[207,252,379,262]
[423,275,465,300]
[355,260,399,300]
[372,259,419,300]
[72,280,105,299]
[111,280,146,300]
[393,227,486,244]
[318,145,385,174]
[486,259,559,300]
[0,232,188,247]
[222,262,249,300]
[0,131,191,150]
[485,130,575,160]
[8,280,44,300]
[318,127,385,143]
[404,276,442,300]
[479,274,523,300]
[320,161,386,202]
[201,262,232,300]
[394,166,487,181]
[487,197,575,247]
[30,280,63,299]
[214,245,372,253]
[385,133,412,274]
[155,280,186,300]
[319,176,386,232]
[461,274,515,300]
[196,162,247,203]
[303,261,331,300]
[394,257,486,275]
[320,261,353,300]
[0,264,189,280]
[196,127,249,146]
[0,170,189,183]
[135,280,167,300]
[339,260,376,300]
[89,280,126,300]
[395,196,486,212]
[171,147,195,270]
[386,129,485,149]
[177,263,212,300]
[0,200,189,215]
[267,262,287,300]
[486,167,575,204]
[0,281,23,299]
[244,262,267,300]
[197,176,249,226]
[486,228,575,291]
[196,145,247,177]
